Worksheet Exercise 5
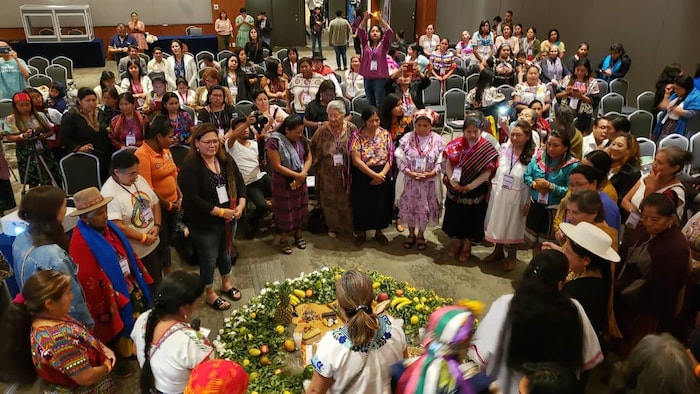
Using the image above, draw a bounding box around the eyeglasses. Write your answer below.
[209,93,224,98]
[199,139,219,145]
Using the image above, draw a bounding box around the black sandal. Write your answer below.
[403,235,416,249]
[416,237,427,250]
[221,287,242,302]
[294,236,307,249]
[207,297,231,311]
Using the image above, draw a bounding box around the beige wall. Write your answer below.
[436,0,700,98]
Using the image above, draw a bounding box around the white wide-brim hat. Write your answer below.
[559,221,621,262]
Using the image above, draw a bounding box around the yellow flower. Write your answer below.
[457,299,485,317]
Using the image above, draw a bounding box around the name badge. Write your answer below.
[216,185,229,204]
[414,157,426,172]
[626,210,641,229]
[119,256,131,275]
[141,205,154,223]
[537,192,549,204]
[346,85,355,97]
[125,133,136,146]
[370,60,378,71]
[230,86,238,96]
[34,140,43,151]
[301,93,312,105]
[502,174,514,189]
[217,128,225,137]
[568,97,579,109]
[451,168,462,182]
[332,153,344,166]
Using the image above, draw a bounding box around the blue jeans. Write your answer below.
[190,222,237,287]
[364,78,386,107]
[333,45,347,69]
[311,35,322,55]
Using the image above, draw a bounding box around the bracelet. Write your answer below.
[140,233,147,243]
[695,364,700,378]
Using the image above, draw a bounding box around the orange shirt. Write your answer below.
[135,143,179,203]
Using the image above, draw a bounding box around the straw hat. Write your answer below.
[559,222,620,262]
[69,187,113,217]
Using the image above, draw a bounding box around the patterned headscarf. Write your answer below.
[398,305,477,394]
[184,359,249,394]
[412,108,441,126]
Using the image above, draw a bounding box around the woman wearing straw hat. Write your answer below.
[68,186,153,375]
[544,221,621,339]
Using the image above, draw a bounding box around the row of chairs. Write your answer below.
[27,56,73,80]
[636,133,700,174]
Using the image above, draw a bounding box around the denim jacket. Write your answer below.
[12,232,94,328]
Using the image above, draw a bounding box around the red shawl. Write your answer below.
[69,225,153,343]
[443,136,499,186]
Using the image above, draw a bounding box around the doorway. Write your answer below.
[244,0,307,48]
[390,0,416,45]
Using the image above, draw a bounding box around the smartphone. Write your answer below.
[403,62,414,78]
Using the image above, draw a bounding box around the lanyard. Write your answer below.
[205,159,224,185]
[413,133,433,157]
[508,147,519,175]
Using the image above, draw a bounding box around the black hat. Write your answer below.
[311,52,325,61]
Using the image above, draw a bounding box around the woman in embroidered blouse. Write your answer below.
[380,93,412,145]
[520,27,541,62]
[0,270,116,393]
[132,271,212,394]
[265,115,312,254]
[288,57,326,119]
[556,59,600,133]
[523,129,579,254]
[513,65,552,114]
[540,29,566,59]
[496,23,520,55]
[484,120,536,272]
[471,20,494,71]
[309,270,407,394]
[3,92,62,187]
[615,193,691,354]
[120,60,152,108]
[165,40,198,91]
[429,38,455,90]
[358,11,394,107]
[109,92,146,149]
[344,54,365,100]
[350,107,395,246]
[490,43,517,87]
[621,146,690,225]
[442,111,500,262]
[249,89,289,140]
[160,92,195,145]
[60,88,114,182]
[178,124,246,311]
[395,109,445,251]
[12,186,93,328]
[174,77,195,107]
[386,63,431,118]
[261,58,289,105]
[311,100,356,237]
[466,68,505,109]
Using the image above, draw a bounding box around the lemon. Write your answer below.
[249,372,259,381]
[335,274,341,281]
[410,315,420,325]
[248,333,254,340]
[249,312,257,319]
[275,325,285,335]
[243,358,250,366]
[413,297,420,303]
[415,304,423,311]
[284,391,292,394]
[372,282,381,289]
[249,348,261,357]
[239,327,248,335]
[420,297,427,303]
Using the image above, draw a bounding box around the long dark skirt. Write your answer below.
[442,183,488,241]
[351,165,393,232]
[271,171,309,232]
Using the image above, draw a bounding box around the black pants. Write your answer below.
[246,174,272,226]
[157,208,178,268]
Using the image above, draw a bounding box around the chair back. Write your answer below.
[27,74,53,88]
[658,134,689,151]
[636,137,656,159]
[453,57,464,69]
[445,75,464,91]
[235,100,254,117]
[339,97,351,114]
[169,144,190,168]
[444,88,466,121]
[28,56,49,74]
[689,133,700,173]
[27,65,39,76]
[423,78,442,105]
[181,105,195,121]
[111,146,137,158]
[686,114,700,137]
[217,50,233,62]
[138,53,151,65]
[636,91,655,113]
[609,78,629,104]
[51,56,73,79]
[466,73,479,91]
[595,79,609,97]
[351,95,370,115]
[628,110,654,138]
[276,49,288,61]
[45,64,67,85]
[263,48,271,59]
[600,93,624,115]
[350,111,363,129]
[498,85,515,100]
[0,99,12,118]
[396,51,406,64]
[67,29,83,35]
[196,51,215,65]
[59,152,101,195]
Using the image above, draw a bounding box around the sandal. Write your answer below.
[416,237,427,251]
[403,235,416,249]
[395,220,405,233]
[280,242,293,255]
[294,236,307,249]
[327,230,337,238]
[207,297,231,311]
[221,287,242,302]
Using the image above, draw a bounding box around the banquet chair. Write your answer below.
[60,153,101,195]
[658,134,689,151]
[51,56,74,80]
